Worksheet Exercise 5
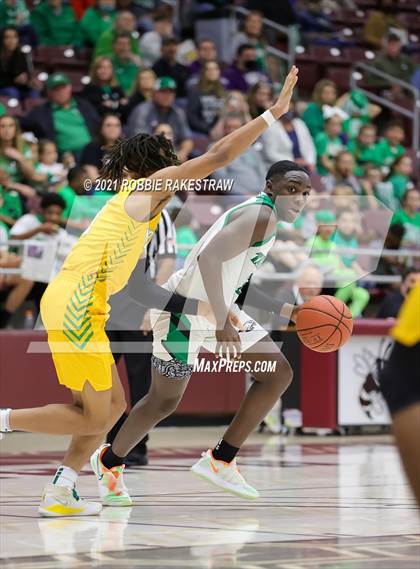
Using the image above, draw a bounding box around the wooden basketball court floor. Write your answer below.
[1,428,419,569]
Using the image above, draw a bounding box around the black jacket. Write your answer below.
[20,97,100,142]
[80,84,127,116]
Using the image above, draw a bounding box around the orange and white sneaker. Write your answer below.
[90,444,133,507]
[38,483,102,517]
[191,449,259,500]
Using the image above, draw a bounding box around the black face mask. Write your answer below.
[244,60,259,71]
[281,110,295,122]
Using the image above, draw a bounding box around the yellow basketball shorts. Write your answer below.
[40,273,114,392]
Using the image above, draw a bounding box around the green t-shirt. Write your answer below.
[306,235,341,269]
[0,186,23,222]
[52,100,92,153]
[0,0,30,27]
[31,1,81,47]
[347,139,382,177]
[112,56,139,95]
[333,230,358,268]
[0,103,5,117]
[376,138,405,170]
[0,144,32,183]
[94,28,140,59]
[58,188,111,222]
[80,7,116,47]
[392,208,420,246]
[389,173,412,203]
[176,226,198,258]
[58,185,76,219]
[302,102,324,138]
[315,132,345,175]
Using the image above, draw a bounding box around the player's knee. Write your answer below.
[155,394,181,418]
[84,413,110,435]
[111,394,127,420]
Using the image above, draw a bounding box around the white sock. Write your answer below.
[52,466,78,488]
[0,409,12,432]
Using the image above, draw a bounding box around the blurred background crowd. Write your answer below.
[0,0,419,329]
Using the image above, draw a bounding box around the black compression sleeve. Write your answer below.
[128,259,199,314]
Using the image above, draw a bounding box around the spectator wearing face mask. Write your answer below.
[222,44,270,93]
[152,36,190,99]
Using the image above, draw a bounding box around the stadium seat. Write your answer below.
[64,71,87,93]
[325,67,351,92]
[0,97,23,117]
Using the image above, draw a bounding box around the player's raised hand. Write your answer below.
[271,66,299,119]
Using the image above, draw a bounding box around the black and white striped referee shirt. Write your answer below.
[144,209,177,280]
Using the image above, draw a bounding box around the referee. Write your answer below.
[106,209,177,466]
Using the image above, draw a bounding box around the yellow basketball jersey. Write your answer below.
[391,281,420,347]
[60,183,160,297]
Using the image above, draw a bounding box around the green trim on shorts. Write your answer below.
[162,312,192,363]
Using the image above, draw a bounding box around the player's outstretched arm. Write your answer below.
[149,66,299,184]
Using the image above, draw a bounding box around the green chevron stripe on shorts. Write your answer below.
[62,274,96,350]
[162,312,192,363]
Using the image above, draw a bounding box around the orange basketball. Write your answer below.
[296,295,353,353]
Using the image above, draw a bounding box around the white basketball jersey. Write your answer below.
[166,193,277,306]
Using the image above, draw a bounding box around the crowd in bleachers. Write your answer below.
[0,0,419,328]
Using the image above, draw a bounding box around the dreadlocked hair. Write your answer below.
[99,132,180,187]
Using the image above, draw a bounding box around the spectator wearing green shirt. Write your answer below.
[31,0,81,47]
[315,113,346,175]
[80,0,116,48]
[302,79,337,138]
[376,121,405,173]
[111,32,141,95]
[307,210,369,317]
[0,167,35,230]
[0,115,35,184]
[388,154,414,203]
[94,10,140,59]
[338,89,382,139]
[392,189,420,248]
[21,73,100,157]
[58,165,109,234]
[0,0,36,46]
[347,124,382,177]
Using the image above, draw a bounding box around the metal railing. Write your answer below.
[350,61,420,154]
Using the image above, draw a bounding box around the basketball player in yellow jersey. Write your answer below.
[0,66,299,516]
[379,281,420,506]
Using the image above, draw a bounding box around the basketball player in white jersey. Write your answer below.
[91,159,311,501]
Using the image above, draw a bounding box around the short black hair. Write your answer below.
[266,160,308,181]
[67,166,86,185]
[162,36,178,46]
[112,31,131,44]
[237,43,256,57]
[388,223,405,238]
[40,192,66,211]
[402,266,419,281]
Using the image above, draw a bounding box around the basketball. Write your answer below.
[296,295,353,353]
